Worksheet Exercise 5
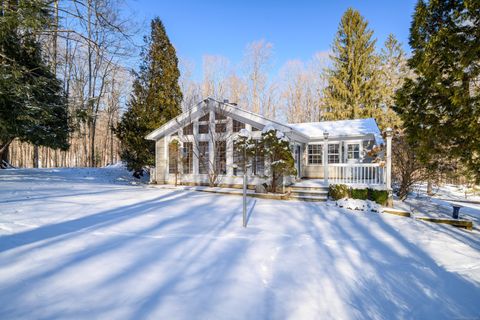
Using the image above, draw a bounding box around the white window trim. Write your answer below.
[344,140,364,162]
[307,143,323,165]
[327,143,341,164]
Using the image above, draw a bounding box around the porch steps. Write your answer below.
[289,186,329,202]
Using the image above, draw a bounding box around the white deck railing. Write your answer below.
[329,163,385,186]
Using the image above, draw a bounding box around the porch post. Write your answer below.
[323,131,329,185]
[385,128,393,207]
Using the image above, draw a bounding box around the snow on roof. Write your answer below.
[288,118,384,144]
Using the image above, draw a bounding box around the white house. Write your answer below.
[146,97,392,190]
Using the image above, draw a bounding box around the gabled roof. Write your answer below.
[145,97,309,142]
[288,118,384,144]
[145,97,384,144]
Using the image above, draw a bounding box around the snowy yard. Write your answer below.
[1,168,480,319]
[394,184,480,229]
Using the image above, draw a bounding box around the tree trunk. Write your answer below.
[426,179,433,196]
[0,143,10,168]
[33,145,39,168]
[110,127,114,164]
[90,121,96,167]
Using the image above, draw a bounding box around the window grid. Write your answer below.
[252,140,264,175]
[198,124,209,134]
[347,144,360,160]
[183,142,193,174]
[215,141,227,175]
[168,143,179,174]
[198,141,209,174]
[233,119,245,132]
[199,113,209,121]
[307,144,323,165]
[183,123,193,135]
[214,112,227,120]
[328,144,340,164]
[233,148,244,176]
[215,123,227,133]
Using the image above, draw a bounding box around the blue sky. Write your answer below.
[125,0,418,78]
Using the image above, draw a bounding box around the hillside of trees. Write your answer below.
[1,0,478,188]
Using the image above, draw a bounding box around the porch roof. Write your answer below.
[288,118,384,145]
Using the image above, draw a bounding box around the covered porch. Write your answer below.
[292,127,393,190]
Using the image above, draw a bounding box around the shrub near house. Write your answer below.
[329,184,388,205]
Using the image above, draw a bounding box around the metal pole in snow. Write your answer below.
[243,146,247,228]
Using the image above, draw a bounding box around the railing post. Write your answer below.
[323,131,329,185]
[385,128,393,207]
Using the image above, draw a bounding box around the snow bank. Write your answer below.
[104,161,126,169]
[335,198,382,212]
[1,168,479,319]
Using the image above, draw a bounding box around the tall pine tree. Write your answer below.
[395,0,480,181]
[377,34,410,130]
[322,8,381,121]
[116,18,182,176]
[0,0,69,165]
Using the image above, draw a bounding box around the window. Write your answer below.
[198,141,209,174]
[215,141,227,175]
[252,140,264,175]
[215,123,227,133]
[307,144,322,165]
[347,144,360,160]
[199,113,209,121]
[215,112,227,120]
[183,123,193,135]
[233,148,245,176]
[198,124,209,134]
[215,112,227,133]
[198,113,210,134]
[233,119,245,132]
[168,143,179,174]
[183,142,193,174]
[328,144,340,163]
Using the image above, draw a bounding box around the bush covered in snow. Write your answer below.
[329,184,349,200]
[261,127,296,193]
[336,198,382,212]
[329,184,389,205]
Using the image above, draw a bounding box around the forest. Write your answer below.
[1,0,479,194]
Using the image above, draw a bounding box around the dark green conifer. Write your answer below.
[394,0,480,180]
[323,8,381,121]
[116,18,182,176]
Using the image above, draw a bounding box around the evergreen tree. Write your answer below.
[377,34,410,130]
[0,0,69,163]
[394,0,480,181]
[260,127,296,193]
[322,8,381,121]
[233,129,256,173]
[116,18,182,176]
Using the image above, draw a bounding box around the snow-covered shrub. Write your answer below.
[261,127,296,193]
[336,198,382,213]
[351,188,368,200]
[329,184,349,200]
[233,133,256,174]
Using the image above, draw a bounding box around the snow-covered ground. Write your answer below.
[394,184,480,230]
[1,168,480,319]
